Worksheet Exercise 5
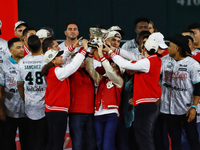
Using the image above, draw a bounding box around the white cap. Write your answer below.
[14,21,28,31]
[148,32,168,49]
[144,39,159,52]
[104,31,121,40]
[44,49,63,63]
[36,29,50,39]
[108,26,121,31]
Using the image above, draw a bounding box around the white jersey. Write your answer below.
[17,54,46,120]
[160,55,200,115]
[121,39,140,54]
[0,57,26,118]
[0,38,11,67]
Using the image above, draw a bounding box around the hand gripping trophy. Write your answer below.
[88,27,108,48]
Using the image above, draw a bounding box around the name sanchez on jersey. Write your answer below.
[24,65,42,70]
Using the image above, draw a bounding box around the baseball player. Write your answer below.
[0,20,11,68]
[0,38,29,150]
[17,35,48,150]
[160,34,200,150]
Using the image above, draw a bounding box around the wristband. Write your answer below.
[88,53,93,58]
[108,50,113,55]
[68,45,74,52]
[191,105,198,110]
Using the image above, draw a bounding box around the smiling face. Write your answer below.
[107,36,121,48]
[51,55,63,66]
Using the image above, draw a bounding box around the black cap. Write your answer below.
[56,51,64,57]
[165,34,191,55]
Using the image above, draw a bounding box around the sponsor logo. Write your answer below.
[9,88,16,93]
[8,77,17,87]
[179,64,187,67]
[163,83,187,91]
[26,86,45,92]
[9,67,17,75]
[178,68,187,71]
[164,71,187,81]
[48,54,53,58]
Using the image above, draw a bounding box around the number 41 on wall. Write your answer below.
[177,0,200,6]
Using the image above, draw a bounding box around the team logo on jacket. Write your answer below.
[9,67,17,75]
[106,81,114,89]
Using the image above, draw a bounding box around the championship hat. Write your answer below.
[108,26,124,36]
[36,29,50,39]
[14,21,28,31]
[144,39,159,53]
[148,32,168,49]
[44,49,63,63]
[105,31,121,40]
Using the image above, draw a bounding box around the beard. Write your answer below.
[70,37,76,41]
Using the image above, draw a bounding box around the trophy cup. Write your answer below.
[88,27,107,48]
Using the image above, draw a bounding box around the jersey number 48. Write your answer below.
[25,72,43,85]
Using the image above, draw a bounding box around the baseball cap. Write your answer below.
[44,49,63,63]
[14,21,28,31]
[144,39,159,52]
[148,32,168,49]
[108,26,124,36]
[165,34,191,55]
[36,29,50,39]
[0,20,2,35]
[105,31,121,40]
[41,27,54,37]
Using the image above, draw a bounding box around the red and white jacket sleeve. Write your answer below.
[100,55,123,88]
[62,44,75,63]
[110,52,150,73]
[114,48,143,61]
[85,53,103,84]
[55,48,87,81]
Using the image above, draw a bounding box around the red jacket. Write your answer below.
[133,55,162,106]
[45,66,70,113]
[24,44,30,57]
[69,68,95,113]
[95,76,123,110]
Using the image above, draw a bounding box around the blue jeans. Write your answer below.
[69,113,97,150]
[94,113,118,150]
[133,103,159,150]
[165,114,200,150]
